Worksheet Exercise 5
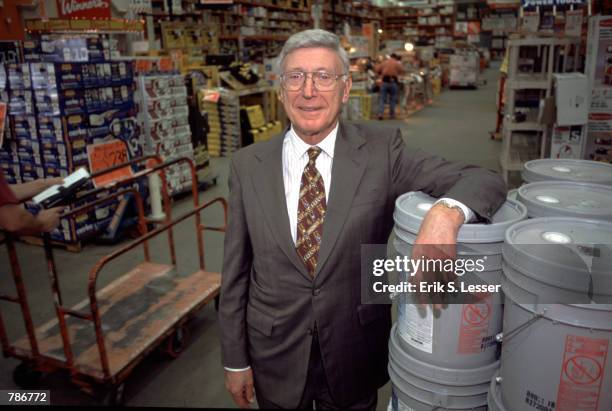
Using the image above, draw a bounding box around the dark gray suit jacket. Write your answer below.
[218,122,506,408]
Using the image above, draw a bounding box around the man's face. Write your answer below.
[279,47,352,141]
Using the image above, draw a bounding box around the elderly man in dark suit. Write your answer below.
[219,29,506,410]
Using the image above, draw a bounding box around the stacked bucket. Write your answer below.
[389,192,527,410]
[389,159,612,411]
[489,159,612,411]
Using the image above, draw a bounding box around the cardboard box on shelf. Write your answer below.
[553,73,588,126]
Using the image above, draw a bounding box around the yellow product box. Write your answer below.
[244,105,266,129]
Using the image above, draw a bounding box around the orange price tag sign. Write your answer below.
[159,57,174,72]
[203,90,221,103]
[135,59,153,73]
[87,140,133,187]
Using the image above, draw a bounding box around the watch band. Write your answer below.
[435,198,469,222]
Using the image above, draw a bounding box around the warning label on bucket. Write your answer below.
[556,335,609,411]
[398,304,433,354]
[457,296,491,354]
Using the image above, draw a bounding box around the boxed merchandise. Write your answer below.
[8,89,35,115]
[553,73,588,126]
[7,64,31,89]
[586,16,612,113]
[550,125,585,159]
[24,36,111,63]
[12,115,38,138]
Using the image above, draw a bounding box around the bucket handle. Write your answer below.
[495,309,547,344]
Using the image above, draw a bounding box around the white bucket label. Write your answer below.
[399,304,433,354]
[556,334,609,411]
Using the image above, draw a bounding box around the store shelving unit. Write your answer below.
[322,1,384,35]
[500,35,582,183]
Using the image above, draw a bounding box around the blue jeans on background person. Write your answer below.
[379,82,398,119]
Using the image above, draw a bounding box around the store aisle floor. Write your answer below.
[0,65,502,409]
[371,62,502,172]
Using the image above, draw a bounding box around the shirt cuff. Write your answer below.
[224,366,251,372]
[435,198,475,223]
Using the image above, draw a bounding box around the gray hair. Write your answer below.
[275,29,350,75]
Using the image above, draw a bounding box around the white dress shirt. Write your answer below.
[224,123,474,372]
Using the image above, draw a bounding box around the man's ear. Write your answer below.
[342,76,353,103]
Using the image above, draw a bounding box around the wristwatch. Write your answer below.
[435,199,467,222]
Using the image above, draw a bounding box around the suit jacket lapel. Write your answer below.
[314,122,368,278]
[251,132,311,280]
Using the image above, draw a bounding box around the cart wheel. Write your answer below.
[165,325,190,358]
[102,383,125,407]
[12,362,43,388]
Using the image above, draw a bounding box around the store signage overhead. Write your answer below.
[56,0,111,19]
[521,0,585,6]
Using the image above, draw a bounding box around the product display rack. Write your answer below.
[500,35,582,183]
[322,1,384,35]
[136,70,196,196]
[1,33,146,245]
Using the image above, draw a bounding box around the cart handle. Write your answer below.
[81,156,200,213]
[86,196,227,378]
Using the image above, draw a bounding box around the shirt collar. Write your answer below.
[286,123,338,159]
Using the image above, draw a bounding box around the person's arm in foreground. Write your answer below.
[0,204,62,234]
[10,177,63,202]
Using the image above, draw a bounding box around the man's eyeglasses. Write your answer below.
[280,71,348,91]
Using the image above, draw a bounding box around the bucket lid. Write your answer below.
[518,181,612,220]
[507,189,518,201]
[389,324,500,386]
[522,159,612,185]
[503,217,612,300]
[394,192,527,243]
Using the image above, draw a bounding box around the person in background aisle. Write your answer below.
[375,53,405,120]
[219,29,506,410]
[0,171,63,233]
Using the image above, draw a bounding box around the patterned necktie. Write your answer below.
[296,147,327,277]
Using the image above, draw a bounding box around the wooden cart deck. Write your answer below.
[14,262,221,381]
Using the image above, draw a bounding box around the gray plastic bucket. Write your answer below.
[506,189,518,202]
[389,324,495,411]
[522,159,612,185]
[517,181,612,221]
[393,192,527,244]
[391,192,526,369]
[499,217,612,411]
[503,217,612,304]
[487,371,505,411]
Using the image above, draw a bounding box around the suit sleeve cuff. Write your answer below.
[435,198,475,223]
[224,366,251,372]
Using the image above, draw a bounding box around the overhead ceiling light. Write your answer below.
[377,29,383,34]
[349,47,357,53]
[404,42,414,52]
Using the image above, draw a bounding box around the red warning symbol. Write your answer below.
[556,335,608,411]
[458,296,493,354]
[463,301,491,325]
[564,355,602,385]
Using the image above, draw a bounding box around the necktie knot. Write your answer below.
[307,147,322,164]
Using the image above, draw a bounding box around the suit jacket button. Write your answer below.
[307,328,313,336]
[312,288,320,296]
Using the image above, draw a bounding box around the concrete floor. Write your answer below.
[0,65,501,408]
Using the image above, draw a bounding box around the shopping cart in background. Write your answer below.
[0,156,227,405]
